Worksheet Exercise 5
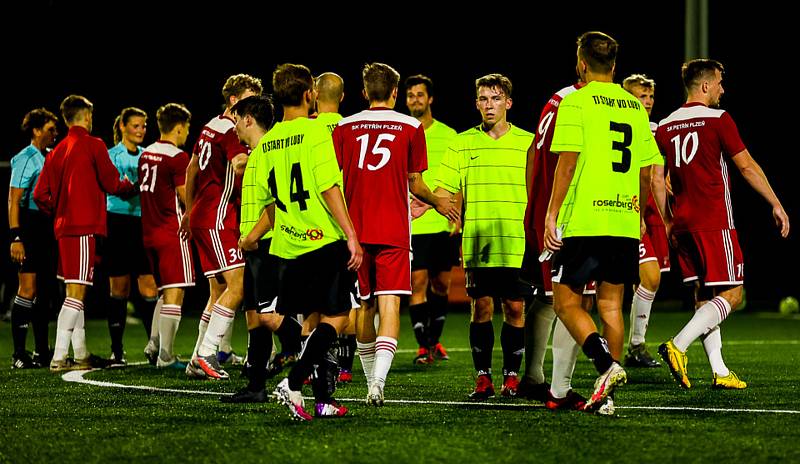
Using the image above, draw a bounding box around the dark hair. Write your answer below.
[21,108,58,138]
[475,73,512,98]
[315,72,344,104]
[681,59,724,90]
[231,95,275,130]
[363,62,400,102]
[156,103,191,134]
[222,74,263,106]
[113,107,147,145]
[405,74,434,97]
[577,31,618,74]
[60,95,93,124]
[273,63,314,107]
[622,74,655,93]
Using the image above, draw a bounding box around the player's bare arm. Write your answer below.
[8,187,25,264]
[525,141,536,201]
[731,149,790,238]
[408,172,460,222]
[321,184,363,271]
[239,206,273,252]
[543,151,578,252]
[640,165,653,238]
[180,155,199,240]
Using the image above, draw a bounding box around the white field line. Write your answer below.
[62,370,800,414]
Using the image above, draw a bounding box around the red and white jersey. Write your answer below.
[524,83,584,246]
[333,108,428,249]
[139,141,190,247]
[189,115,247,230]
[655,103,746,233]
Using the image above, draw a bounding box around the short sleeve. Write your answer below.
[408,125,428,173]
[254,150,274,206]
[638,114,663,167]
[221,129,248,162]
[719,112,746,158]
[172,151,190,186]
[9,154,33,189]
[312,128,343,193]
[550,94,583,154]
[435,140,461,193]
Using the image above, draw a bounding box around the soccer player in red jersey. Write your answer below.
[657,60,790,390]
[181,74,263,379]
[332,63,459,404]
[621,74,667,368]
[139,103,195,368]
[33,95,135,371]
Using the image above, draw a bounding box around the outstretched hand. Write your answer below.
[774,206,790,238]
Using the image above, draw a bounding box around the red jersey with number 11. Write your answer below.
[333,108,428,249]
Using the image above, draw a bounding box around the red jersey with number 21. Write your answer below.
[139,141,190,247]
[333,108,428,249]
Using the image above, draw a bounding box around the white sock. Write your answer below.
[550,318,580,399]
[191,310,211,359]
[357,340,376,387]
[149,296,163,347]
[673,296,731,352]
[373,336,397,389]
[630,286,656,346]
[524,298,556,384]
[219,316,234,353]
[53,297,83,361]
[71,309,87,360]
[158,304,182,363]
[198,304,235,357]
[701,325,729,377]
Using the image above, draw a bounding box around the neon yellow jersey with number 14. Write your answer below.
[256,117,346,259]
[412,119,457,235]
[550,80,662,240]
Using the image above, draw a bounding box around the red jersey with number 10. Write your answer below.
[655,103,746,233]
[139,141,190,247]
[333,108,428,249]
[189,115,247,230]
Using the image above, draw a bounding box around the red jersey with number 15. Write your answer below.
[189,115,248,230]
[333,108,428,249]
[139,141,190,247]
[655,103,746,233]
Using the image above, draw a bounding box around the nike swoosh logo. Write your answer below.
[470,156,479,160]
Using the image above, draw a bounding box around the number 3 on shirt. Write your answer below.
[268,163,310,212]
[609,122,632,173]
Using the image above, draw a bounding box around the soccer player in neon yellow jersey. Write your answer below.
[543,31,663,413]
[435,74,534,400]
[263,63,363,421]
[405,74,459,365]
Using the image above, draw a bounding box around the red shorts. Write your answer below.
[146,237,195,290]
[57,235,96,285]
[357,244,411,299]
[674,229,744,286]
[192,228,244,277]
[640,224,671,271]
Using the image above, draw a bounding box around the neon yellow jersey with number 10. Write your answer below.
[550,80,662,240]
[257,117,346,259]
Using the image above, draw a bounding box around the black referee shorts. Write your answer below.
[18,209,57,275]
[104,212,150,277]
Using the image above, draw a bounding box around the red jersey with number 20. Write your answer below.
[190,115,247,230]
[655,103,746,233]
[139,141,190,247]
[333,108,428,249]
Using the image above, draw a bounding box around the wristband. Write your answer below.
[9,227,22,244]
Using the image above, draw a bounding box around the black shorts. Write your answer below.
[104,212,150,277]
[551,236,639,287]
[276,241,357,317]
[411,232,461,274]
[18,209,57,275]
[243,239,279,314]
[465,267,534,300]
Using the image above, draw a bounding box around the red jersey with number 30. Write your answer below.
[333,108,428,249]
[139,141,190,247]
[189,115,247,230]
[655,103,746,233]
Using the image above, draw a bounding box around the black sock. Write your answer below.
[108,296,127,355]
[135,297,158,339]
[11,296,33,354]
[337,334,356,371]
[469,321,494,376]
[582,332,614,374]
[501,322,524,377]
[288,322,337,391]
[246,326,271,392]
[408,302,429,348]
[31,297,50,355]
[427,290,448,346]
[312,348,339,403]
[276,316,302,354]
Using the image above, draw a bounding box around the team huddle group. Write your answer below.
[8,31,790,420]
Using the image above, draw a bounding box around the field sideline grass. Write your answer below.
[2,308,799,463]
